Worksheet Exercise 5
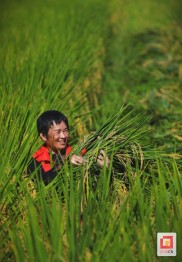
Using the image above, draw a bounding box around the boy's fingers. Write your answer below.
[97,154,103,160]
[97,150,110,168]
[71,155,86,165]
[97,159,104,167]
[100,149,105,153]
[98,150,107,160]
[99,149,105,155]
[71,155,85,165]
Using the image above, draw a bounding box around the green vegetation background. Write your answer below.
[0,0,182,261]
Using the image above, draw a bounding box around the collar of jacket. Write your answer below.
[33,144,72,172]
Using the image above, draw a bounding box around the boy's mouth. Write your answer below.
[58,139,66,144]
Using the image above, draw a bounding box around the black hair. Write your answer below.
[37,110,69,137]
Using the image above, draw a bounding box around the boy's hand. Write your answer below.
[70,154,85,166]
[97,150,110,168]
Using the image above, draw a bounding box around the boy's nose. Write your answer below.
[60,131,66,138]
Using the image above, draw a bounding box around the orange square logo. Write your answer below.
[160,236,173,249]
[157,233,176,256]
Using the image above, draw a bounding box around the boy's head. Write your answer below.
[37,110,69,153]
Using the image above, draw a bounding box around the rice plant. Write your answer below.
[101,0,182,158]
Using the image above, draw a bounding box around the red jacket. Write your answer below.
[32,144,72,172]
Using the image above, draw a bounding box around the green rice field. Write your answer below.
[0,0,182,261]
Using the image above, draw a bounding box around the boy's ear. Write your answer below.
[39,133,47,142]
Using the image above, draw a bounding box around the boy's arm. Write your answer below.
[27,158,58,185]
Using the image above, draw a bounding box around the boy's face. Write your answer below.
[41,121,69,153]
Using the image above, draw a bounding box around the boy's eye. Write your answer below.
[54,129,68,134]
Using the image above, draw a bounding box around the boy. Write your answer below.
[27,110,109,185]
